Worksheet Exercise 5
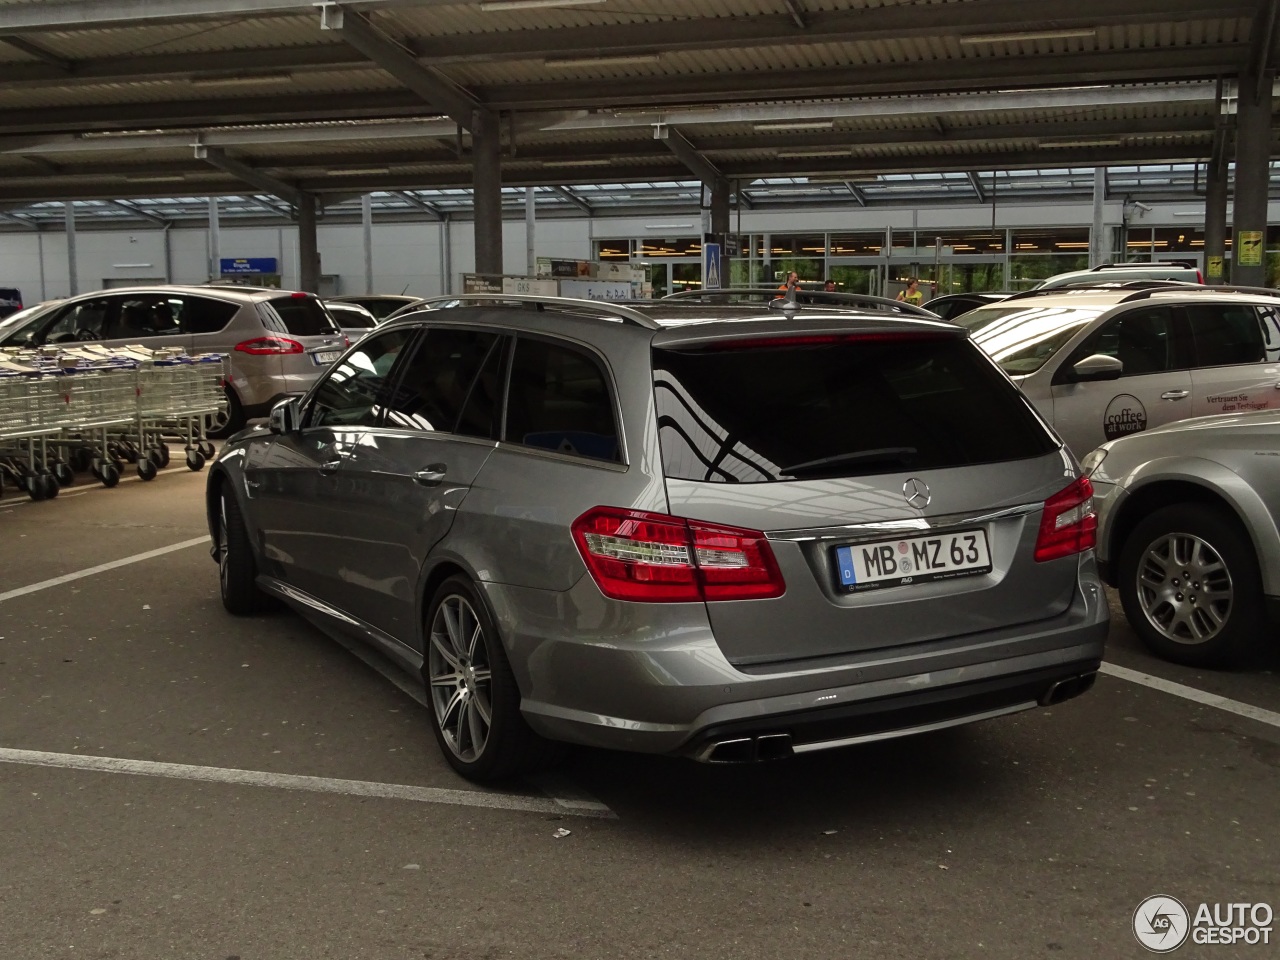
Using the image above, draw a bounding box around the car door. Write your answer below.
[251,327,417,607]
[1185,302,1280,417]
[1049,305,1194,455]
[337,325,508,643]
[101,293,191,352]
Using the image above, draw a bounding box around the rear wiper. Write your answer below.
[781,447,918,477]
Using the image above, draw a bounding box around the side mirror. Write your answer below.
[1071,354,1124,382]
[268,397,302,434]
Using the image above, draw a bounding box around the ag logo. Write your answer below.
[1133,895,1190,953]
[1104,394,1148,442]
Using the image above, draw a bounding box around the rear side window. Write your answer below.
[1185,304,1266,367]
[183,296,239,334]
[504,338,620,462]
[259,296,340,337]
[654,335,1056,483]
[382,328,504,436]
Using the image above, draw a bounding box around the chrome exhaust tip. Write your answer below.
[696,733,794,763]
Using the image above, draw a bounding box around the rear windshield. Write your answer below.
[654,334,1057,483]
[258,296,340,337]
[957,305,1106,375]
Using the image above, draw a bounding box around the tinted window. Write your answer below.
[505,338,620,462]
[183,296,239,334]
[1063,307,1185,377]
[259,296,340,337]
[327,304,377,330]
[383,328,503,436]
[307,329,414,428]
[1185,304,1265,367]
[654,335,1056,484]
[108,295,184,340]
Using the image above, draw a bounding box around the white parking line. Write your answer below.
[1101,661,1280,730]
[0,536,209,604]
[0,747,616,819]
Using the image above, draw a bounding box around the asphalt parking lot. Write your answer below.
[2,464,1278,960]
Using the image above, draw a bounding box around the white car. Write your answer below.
[956,287,1280,456]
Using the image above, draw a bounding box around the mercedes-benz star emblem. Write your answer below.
[903,478,932,510]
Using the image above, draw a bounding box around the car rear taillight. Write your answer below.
[234,336,304,355]
[571,507,786,602]
[1034,477,1097,562]
[1196,269,1205,284]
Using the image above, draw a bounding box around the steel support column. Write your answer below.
[472,111,503,278]
[1205,140,1230,284]
[64,200,77,296]
[297,192,319,293]
[525,187,536,277]
[361,193,373,295]
[208,196,220,281]
[1090,167,1109,267]
[1232,69,1272,286]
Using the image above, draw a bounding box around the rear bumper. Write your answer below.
[488,560,1109,756]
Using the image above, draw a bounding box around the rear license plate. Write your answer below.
[834,529,991,592]
[312,350,341,365]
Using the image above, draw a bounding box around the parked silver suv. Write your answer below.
[207,295,1109,782]
[0,284,345,433]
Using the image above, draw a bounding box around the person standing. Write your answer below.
[823,279,837,292]
[896,277,923,306]
[778,270,801,293]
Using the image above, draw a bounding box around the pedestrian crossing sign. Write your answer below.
[704,242,722,289]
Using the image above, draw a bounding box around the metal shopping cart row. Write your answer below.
[0,343,227,500]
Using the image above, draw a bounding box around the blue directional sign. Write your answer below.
[220,257,278,274]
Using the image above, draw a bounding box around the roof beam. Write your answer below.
[1248,0,1280,102]
[196,146,303,207]
[109,199,170,225]
[549,185,592,214]
[0,210,37,228]
[241,194,293,218]
[966,171,987,202]
[392,190,444,218]
[322,8,485,129]
[660,127,726,187]
[0,1,446,34]
[781,1,809,30]
[0,36,73,72]
[844,181,868,206]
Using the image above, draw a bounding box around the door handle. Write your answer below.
[1160,390,1191,401]
[318,458,342,475]
[412,464,447,487]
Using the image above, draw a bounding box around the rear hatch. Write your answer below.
[650,322,1089,666]
[255,294,347,380]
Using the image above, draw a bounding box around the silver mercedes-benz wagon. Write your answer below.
[207,295,1108,782]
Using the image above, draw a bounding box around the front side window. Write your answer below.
[1185,304,1265,368]
[504,338,620,462]
[40,298,116,344]
[307,329,415,428]
[1062,307,1186,378]
[382,328,504,436]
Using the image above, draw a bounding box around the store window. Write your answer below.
[595,240,631,260]
[829,232,885,257]
[637,237,701,259]
[917,232,1005,255]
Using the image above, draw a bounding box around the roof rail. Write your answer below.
[1091,259,1197,271]
[408,293,660,329]
[661,286,939,319]
[1002,280,1194,302]
[1119,284,1280,303]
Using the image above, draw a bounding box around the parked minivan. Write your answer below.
[0,285,345,433]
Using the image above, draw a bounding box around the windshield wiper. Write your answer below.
[781,447,918,477]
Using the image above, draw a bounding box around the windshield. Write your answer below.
[957,304,1107,376]
[0,302,59,341]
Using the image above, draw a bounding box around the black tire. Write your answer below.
[53,461,74,487]
[99,463,120,488]
[41,474,59,500]
[208,389,244,440]
[25,473,46,501]
[1118,503,1266,667]
[218,484,266,616]
[423,575,562,783]
[186,450,206,472]
[137,458,157,481]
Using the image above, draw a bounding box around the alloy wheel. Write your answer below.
[1136,532,1233,645]
[427,594,494,762]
